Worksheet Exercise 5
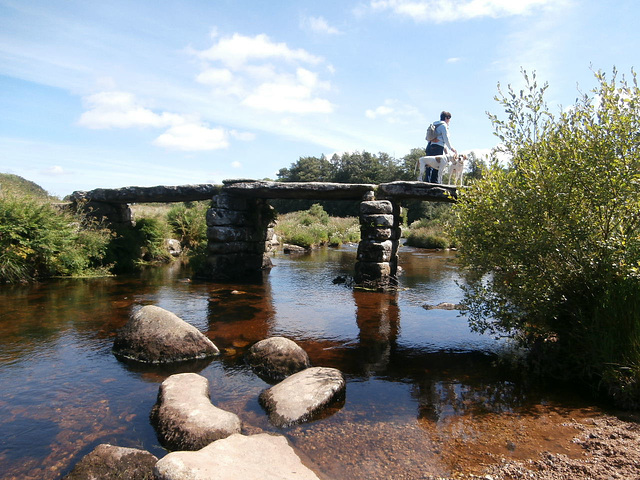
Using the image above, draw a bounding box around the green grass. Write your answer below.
[404,219,453,249]
[275,204,360,248]
[0,173,56,200]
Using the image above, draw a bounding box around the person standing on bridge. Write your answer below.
[424,111,457,183]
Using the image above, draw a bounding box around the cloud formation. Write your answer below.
[369,0,556,22]
[78,91,248,151]
[302,16,342,35]
[193,31,334,114]
[365,99,424,124]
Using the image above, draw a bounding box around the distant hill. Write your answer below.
[0,173,55,200]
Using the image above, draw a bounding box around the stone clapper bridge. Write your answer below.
[71,179,458,289]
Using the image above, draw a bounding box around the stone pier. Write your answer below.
[354,198,401,289]
[200,193,275,280]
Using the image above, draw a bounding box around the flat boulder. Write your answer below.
[245,336,311,381]
[259,367,345,427]
[154,433,321,480]
[151,372,242,451]
[63,444,157,480]
[422,302,463,310]
[113,305,219,363]
[283,244,308,253]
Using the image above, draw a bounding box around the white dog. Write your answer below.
[416,152,456,184]
[446,154,467,186]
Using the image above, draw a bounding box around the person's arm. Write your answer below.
[440,124,456,153]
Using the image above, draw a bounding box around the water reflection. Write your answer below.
[0,247,602,480]
[353,289,400,375]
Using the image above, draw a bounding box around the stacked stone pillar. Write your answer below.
[77,201,134,228]
[355,196,401,289]
[201,193,274,280]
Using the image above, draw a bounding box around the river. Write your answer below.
[0,246,602,479]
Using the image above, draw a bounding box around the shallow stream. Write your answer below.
[0,246,601,479]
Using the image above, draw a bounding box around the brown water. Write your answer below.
[0,246,600,479]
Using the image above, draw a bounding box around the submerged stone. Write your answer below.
[150,372,242,451]
[63,444,157,480]
[245,336,311,381]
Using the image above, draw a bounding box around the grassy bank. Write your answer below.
[403,203,455,249]
[275,204,360,248]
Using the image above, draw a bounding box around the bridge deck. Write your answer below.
[71,180,457,204]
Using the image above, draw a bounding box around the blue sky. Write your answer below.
[1,0,638,198]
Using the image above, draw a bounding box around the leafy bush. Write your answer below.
[167,202,208,250]
[105,215,173,272]
[454,68,640,406]
[0,194,112,282]
[137,217,172,262]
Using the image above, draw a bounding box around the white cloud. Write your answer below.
[242,82,333,113]
[369,0,558,22]
[230,130,255,141]
[153,123,229,151]
[42,165,66,175]
[78,91,183,129]
[365,99,425,124]
[78,91,241,151]
[196,68,234,86]
[193,31,333,115]
[196,33,322,70]
[446,57,461,63]
[302,16,341,35]
[231,161,242,168]
[366,105,394,119]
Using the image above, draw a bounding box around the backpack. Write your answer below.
[425,123,440,142]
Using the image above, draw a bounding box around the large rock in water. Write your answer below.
[113,305,219,363]
[151,372,242,451]
[259,367,346,427]
[154,433,322,480]
[245,336,311,381]
[63,444,157,480]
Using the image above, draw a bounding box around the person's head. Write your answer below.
[440,111,452,123]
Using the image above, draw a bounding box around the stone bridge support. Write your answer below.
[354,199,401,289]
[71,180,455,288]
[200,193,275,281]
[79,201,135,228]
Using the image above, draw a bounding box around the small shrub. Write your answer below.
[137,217,172,262]
[0,194,112,282]
[167,202,208,250]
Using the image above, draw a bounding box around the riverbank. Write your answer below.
[284,398,640,479]
[479,413,640,480]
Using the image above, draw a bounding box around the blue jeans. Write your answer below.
[424,143,444,183]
